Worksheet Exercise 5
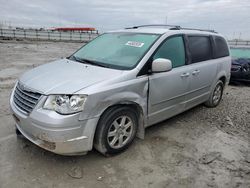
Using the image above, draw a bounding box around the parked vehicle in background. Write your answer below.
[10,25,231,156]
[230,48,250,83]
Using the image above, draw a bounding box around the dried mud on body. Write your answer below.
[0,40,250,188]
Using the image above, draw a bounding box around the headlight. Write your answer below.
[231,65,241,72]
[43,95,87,114]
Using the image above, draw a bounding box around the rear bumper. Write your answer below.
[10,90,99,155]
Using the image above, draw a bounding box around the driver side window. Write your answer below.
[153,36,186,68]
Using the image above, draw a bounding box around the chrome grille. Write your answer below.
[13,83,42,114]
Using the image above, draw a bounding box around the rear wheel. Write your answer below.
[204,80,224,107]
[94,106,138,156]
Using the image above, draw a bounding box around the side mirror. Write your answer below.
[152,58,172,73]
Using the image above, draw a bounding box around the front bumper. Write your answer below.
[10,90,99,155]
[230,71,250,83]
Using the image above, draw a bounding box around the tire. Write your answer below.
[204,80,224,108]
[94,106,138,156]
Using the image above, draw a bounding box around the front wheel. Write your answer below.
[204,80,224,108]
[94,106,138,156]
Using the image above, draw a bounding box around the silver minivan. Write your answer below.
[10,25,231,156]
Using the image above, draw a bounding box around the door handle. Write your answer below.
[181,72,190,78]
[192,70,200,75]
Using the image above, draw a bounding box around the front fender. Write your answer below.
[79,76,149,121]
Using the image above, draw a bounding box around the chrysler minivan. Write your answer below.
[10,25,231,156]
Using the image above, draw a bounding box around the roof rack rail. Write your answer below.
[180,27,217,33]
[125,24,217,33]
[125,24,181,30]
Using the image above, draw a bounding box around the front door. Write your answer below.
[148,36,190,126]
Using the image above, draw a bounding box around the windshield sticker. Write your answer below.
[125,41,144,48]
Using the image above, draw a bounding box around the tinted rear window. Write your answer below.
[188,36,212,63]
[214,36,229,58]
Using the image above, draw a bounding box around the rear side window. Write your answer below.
[188,36,212,63]
[153,36,185,68]
[214,36,229,58]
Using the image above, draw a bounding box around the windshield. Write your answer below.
[71,33,160,70]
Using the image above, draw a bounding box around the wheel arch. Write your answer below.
[219,75,226,86]
[95,101,146,140]
[211,71,227,91]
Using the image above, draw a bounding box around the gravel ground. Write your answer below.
[0,40,250,188]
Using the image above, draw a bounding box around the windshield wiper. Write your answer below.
[70,55,109,68]
[69,55,87,64]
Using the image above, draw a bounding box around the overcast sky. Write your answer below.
[0,0,250,39]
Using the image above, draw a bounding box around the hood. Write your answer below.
[232,58,250,64]
[19,59,123,94]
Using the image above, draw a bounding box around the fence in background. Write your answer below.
[1,28,250,46]
[0,28,99,42]
[227,40,250,47]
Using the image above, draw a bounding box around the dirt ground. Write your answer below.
[0,40,250,188]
